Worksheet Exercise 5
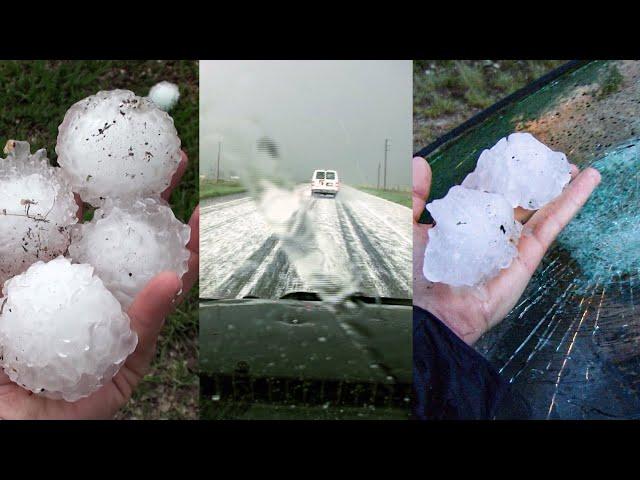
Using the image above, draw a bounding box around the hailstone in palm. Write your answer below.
[0,140,78,286]
[56,89,182,206]
[148,81,180,112]
[0,256,137,402]
[462,132,571,209]
[423,186,522,286]
[69,197,190,308]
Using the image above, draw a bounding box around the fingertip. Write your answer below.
[413,156,432,178]
[187,205,200,252]
[569,163,579,178]
[584,166,601,184]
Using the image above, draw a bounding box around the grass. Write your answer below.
[413,60,566,149]
[0,60,199,420]
[200,178,247,200]
[599,64,624,98]
[356,186,411,208]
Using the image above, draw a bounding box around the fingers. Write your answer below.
[412,157,432,223]
[514,206,534,223]
[524,167,601,252]
[74,193,84,222]
[484,167,600,325]
[124,272,182,378]
[569,163,579,178]
[177,205,199,304]
[162,150,189,201]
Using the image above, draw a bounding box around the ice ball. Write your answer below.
[148,81,180,112]
[462,132,571,209]
[424,186,522,286]
[56,89,182,206]
[69,197,190,308]
[0,256,137,402]
[0,141,78,287]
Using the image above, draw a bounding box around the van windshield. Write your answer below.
[315,171,325,180]
[325,172,336,180]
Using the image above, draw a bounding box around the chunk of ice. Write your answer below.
[423,186,522,286]
[68,197,190,308]
[148,81,180,112]
[0,257,137,402]
[462,132,571,209]
[56,89,181,206]
[0,141,78,287]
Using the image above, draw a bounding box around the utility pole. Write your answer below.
[383,138,390,190]
[377,162,381,189]
[216,140,221,183]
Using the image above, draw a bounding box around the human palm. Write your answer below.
[412,156,600,345]
[0,151,199,419]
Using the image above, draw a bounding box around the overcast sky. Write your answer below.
[200,60,412,188]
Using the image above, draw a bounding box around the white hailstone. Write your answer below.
[423,186,522,287]
[148,81,180,112]
[0,257,137,402]
[56,89,182,206]
[462,132,571,210]
[0,140,78,287]
[69,197,190,308]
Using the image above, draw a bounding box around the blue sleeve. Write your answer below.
[412,305,529,420]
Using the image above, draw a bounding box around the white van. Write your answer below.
[311,169,340,197]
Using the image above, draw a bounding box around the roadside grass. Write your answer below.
[0,60,199,420]
[355,186,411,208]
[200,178,247,200]
[413,60,566,149]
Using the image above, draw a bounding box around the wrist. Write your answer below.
[414,299,486,345]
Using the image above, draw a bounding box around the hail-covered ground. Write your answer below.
[200,185,411,300]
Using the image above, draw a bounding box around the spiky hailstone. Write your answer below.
[148,81,180,112]
[462,132,572,210]
[69,197,190,308]
[0,141,78,287]
[56,89,182,206]
[423,186,522,287]
[0,257,137,402]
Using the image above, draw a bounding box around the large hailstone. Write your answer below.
[0,257,137,402]
[148,81,180,112]
[0,140,78,286]
[462,132,571,209]
[424,186,522,286]
[56,89,182,206]
[69,197,190,308]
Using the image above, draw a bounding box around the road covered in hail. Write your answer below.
[200,184,411,300]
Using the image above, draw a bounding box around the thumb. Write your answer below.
[413,157,432,224]
[124,272,182,376]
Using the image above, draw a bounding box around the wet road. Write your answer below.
[200,185,411,300]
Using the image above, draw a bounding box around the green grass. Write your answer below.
[356,186,411,208]
[200,178,247,200]
[414,60,566,149]
[599,64,624,98]
[0,60,199,420]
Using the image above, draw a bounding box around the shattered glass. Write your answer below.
[420,60,640,419]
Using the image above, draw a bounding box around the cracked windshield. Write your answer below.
[415,60,640,419]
